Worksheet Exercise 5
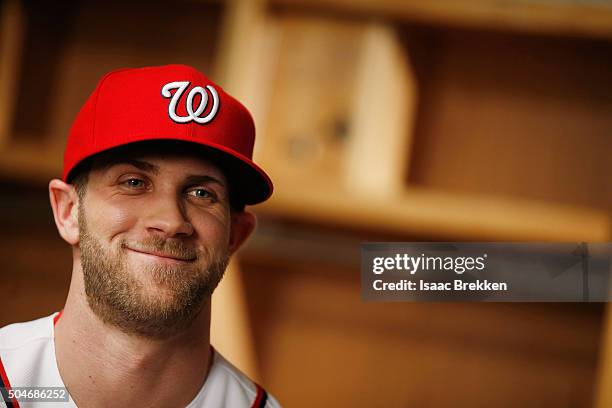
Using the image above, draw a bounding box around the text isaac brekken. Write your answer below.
[372,279,508,291]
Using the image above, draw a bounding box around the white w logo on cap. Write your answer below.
[161,81,219,124]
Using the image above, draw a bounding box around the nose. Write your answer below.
[143,192,194,238]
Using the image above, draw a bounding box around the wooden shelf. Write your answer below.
[0,141,62,183]
[256,183,610,241]
[272,0,612,40]
[235,8,611,242]
[1,0,608,243]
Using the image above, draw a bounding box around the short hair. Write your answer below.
[67,141,246,212]
[71,168,89,202]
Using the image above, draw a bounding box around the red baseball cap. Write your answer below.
[63,64,273,205]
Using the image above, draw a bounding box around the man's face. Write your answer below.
[77,152,232,338]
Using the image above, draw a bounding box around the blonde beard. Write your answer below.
[78,206,228,339]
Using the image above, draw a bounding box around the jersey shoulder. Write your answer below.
[0,313,55,350]
[189,349,282,408]
[0,313,65,390]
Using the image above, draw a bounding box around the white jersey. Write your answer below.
[0,313,280,408]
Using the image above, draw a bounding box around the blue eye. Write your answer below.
[125,178,145,188]
[188,188,216,200]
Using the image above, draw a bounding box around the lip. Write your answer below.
[126,247,195,263]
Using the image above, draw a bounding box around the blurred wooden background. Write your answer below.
[0,0,611,406]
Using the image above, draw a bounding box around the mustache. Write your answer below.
[122,236,198,261]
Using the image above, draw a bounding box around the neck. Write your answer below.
[54,263,212,408]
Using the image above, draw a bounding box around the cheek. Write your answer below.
[192,212,232,249]
[84,199,140,240]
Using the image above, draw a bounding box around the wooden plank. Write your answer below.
[213,0,280,158]
[214,0,265,87]
[255,15,366,190]
[210,0,265,382]
[256,183,610,241]
[0,141,62,183]
[211,259,260,382]
[0,0,25,147]
[272,0,612,40]
[344,22,417,197]
[596,307,612,408]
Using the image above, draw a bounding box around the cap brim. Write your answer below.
[189,139,273,206]
[65,138,273,206]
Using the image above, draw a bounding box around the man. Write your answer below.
[0,65,280,407]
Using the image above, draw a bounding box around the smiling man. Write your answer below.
[0,65,279,407]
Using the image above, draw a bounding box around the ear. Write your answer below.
[228,211,256,255]
[49,179,80,245]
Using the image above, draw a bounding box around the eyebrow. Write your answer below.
[103,159,159,175]
[183,174,226,188]
[103,159,226,187]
